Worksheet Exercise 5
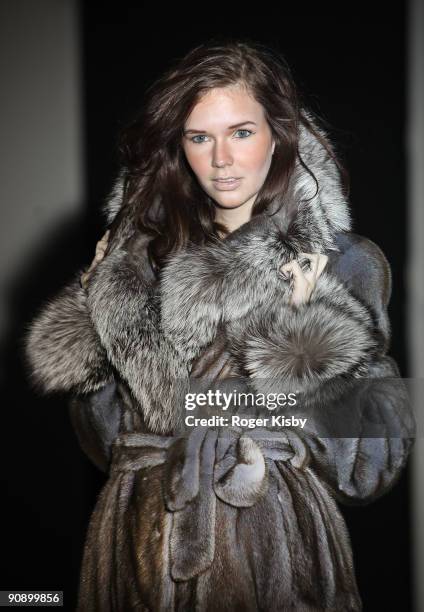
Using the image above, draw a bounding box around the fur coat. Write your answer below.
[24,117,415,612]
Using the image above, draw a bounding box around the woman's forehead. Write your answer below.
[184,86,265,130]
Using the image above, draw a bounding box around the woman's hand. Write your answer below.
[280,252,328,307]
[81,230,110,290]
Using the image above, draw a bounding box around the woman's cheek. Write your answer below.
[185,149,209,181]
[245,139,272,171]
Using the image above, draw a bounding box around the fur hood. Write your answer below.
[25,114,397,434]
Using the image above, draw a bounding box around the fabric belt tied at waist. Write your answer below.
[110,427,309,581]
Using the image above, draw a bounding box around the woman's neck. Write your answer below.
[214,199,254,234]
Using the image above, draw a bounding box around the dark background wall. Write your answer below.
[0,2,411,610]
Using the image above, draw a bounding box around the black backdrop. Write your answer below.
[0,2,411,610]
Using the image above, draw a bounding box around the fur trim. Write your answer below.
[101,171,125,225]
[295,112,351,236]
[160,216,292,350]
[24,275,113,394]
[86,247,190,434]
[240,272,381,397]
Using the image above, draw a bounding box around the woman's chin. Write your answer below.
[213,196,252,210]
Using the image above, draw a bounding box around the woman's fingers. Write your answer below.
[298,253,318,281]
[281,254,319,283]
[281,260,311,306]
[280,252,329,306]
[298,252,328,282]
[311,253,328,278]
[94,229,110,261]
[80,270,91,290]
[81,230,111,290]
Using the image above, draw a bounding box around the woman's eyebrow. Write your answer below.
[183,121,257,135]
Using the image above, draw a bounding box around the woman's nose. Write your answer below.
[212,140,233,168]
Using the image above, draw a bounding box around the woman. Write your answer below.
[25,40,414,611]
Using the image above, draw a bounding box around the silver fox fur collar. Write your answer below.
[25,114,388,434]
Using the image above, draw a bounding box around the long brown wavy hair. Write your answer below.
[111,37,349,270]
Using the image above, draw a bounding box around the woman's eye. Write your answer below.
[191,135,209,144]
[190,129,253,144]
[234,129,253,138]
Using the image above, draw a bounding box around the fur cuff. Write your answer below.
[24,275,113,394]
[241,272,381,397]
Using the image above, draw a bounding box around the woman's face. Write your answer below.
[181,84,275,216]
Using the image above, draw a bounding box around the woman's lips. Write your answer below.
[212,178,242,190]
